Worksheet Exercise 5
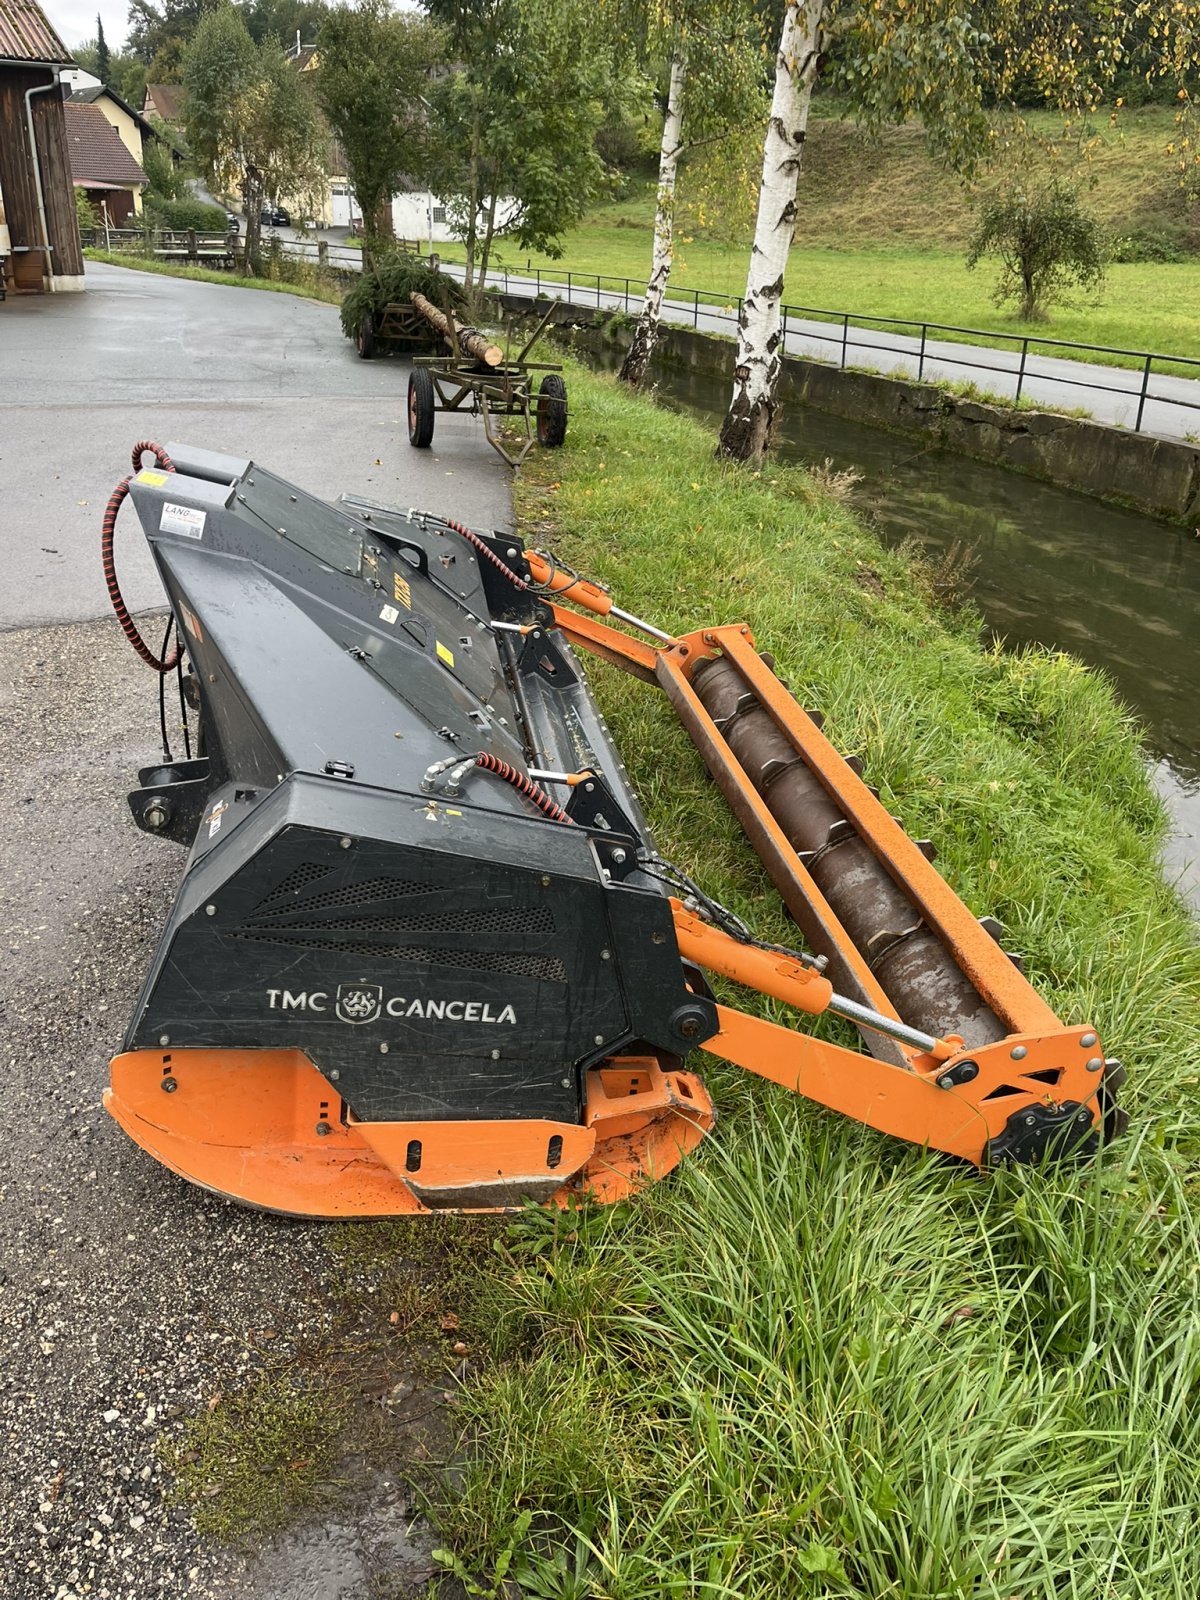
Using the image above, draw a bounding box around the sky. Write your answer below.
[45,0,131,53]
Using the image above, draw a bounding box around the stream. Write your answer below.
[590,353,1200,911]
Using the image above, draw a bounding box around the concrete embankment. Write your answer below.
[488,292,1200,527]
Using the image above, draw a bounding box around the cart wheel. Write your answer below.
[536,374,568,447]
[356,311,377,359]
[408,367,435,448]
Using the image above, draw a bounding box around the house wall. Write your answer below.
[0,65,85,291]
[97,94,145,171]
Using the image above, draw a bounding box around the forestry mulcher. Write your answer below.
[101,441,1126,1217]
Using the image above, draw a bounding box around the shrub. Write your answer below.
[1108,223,1191,263]
[74,186,98,231]
[143,194,229,232]
[967,179,1106,320]
[338,248,464,342]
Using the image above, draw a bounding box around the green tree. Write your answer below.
[967,180,1106,320]
[616,0,771,389]
[315,0,440,256]
[96,13,112,81]
[182,6,326,270]
[423,0,615,294]
[717,0,1200,466]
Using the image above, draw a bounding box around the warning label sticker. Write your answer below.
[160,503,206,539]
[393,573,412,609]
[379,604,400,625]
[436,641,454,668]
[137,470,169,488]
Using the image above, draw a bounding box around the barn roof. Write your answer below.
[0,0,72,64]
[64,101,148,188]
[144,82,185,124]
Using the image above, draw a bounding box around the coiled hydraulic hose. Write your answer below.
[443,517,530,591]
[102,441,182,673]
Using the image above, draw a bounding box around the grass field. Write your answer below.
[437,108,1200,364]
[423,358,1200,1599]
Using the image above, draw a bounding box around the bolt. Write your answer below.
[1080,1032,1098,1049]
[1010,1045,1028,1061]
[490,1049,501,1061]
[340,836,352,849]
[610,848,627,865]
[584,782,595,793]
[205,904,216,917]
[208,673,217,684]
[315,1121,331,1137]
[594,1034,605,1045]
[329,1069,340,1082]
[379,1042,389,1054]
[679,1017,703,1039]
[158,1034,170,1047]
[160,1077,177,1094]
[600,948,611,961]
[652,931,666,945]
[703,632,716,645]
[507,547,519,557]
[561,1077,572,1087]
[541,875,551,887]
[1086,1057,1104,1072]
[143,801,168,831]
[1077,1110,1092,1124]
[1024,1115,1037,1128]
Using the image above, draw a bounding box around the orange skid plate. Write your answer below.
[105,1049,713,1217]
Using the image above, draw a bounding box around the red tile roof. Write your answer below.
[0,0,71,63]
[144,83,186,124]
[64,101,148,189]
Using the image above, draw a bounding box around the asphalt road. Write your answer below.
[0,261,512,630]
[0,262,512,1598]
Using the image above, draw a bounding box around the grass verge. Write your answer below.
[427,357,1200,1599]
[83,248,343,307]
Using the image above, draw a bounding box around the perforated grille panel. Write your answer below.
[255,862,333,908]
[254,874,429,915]
[230,928,567,983]
[257,906,555,936]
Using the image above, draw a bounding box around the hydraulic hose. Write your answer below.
[102,442,182,673]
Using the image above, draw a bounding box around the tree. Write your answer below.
[617,2,770,389]
[96,14,112,82]
[316,0,440,256]
[717,0,1200,465]
[423,0,614,295]
[966,180,1105,320]
[182,6,326,270]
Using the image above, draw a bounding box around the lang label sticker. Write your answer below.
[379,603,400,625]
[436,641,454,668]
[160,502,206,539]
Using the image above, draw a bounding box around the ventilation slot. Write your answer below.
[248,905,556,937]
[255,862,333,909]
[252,874,430,918]
[230,930,568,983]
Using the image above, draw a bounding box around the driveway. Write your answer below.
[0,261,511,1598]
[0,260,511,629]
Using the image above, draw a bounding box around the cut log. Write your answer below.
[410,294,503,367]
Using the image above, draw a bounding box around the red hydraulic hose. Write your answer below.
[443,517,530,591]
[102,442,182,673]
[473,752,574,822]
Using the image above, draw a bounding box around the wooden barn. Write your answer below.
[0,0,85,293]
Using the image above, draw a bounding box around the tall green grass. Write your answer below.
[434,361,1200,1599]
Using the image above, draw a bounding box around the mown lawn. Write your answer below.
[427,359,1200,1600]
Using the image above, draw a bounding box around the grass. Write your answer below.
[423,357,1200,1599]
[443,108,1200,371]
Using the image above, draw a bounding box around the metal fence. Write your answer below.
[472,263,1200,439]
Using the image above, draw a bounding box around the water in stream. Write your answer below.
[592,353,1200,910]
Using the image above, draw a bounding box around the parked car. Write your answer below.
[259,205,290,227]
[225,212,241,235]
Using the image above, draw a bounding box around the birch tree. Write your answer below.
[619,4,770,390]
[717,0,1200,464]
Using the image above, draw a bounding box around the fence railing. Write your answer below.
[475,263,1200,438]
[82,226,238,263]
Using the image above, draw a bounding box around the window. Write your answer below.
[432,206,446,225]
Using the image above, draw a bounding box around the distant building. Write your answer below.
[0,0,86,292]
[64,100,148,224]
[143,82,186,129]
[70,84,173,175]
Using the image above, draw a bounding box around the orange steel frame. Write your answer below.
[540,590,1107,1167]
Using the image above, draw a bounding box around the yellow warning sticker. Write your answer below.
[138,470,168,487]
[436,642,454,668]
[393,573,412,609]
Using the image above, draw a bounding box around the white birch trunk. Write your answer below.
[718,0,825,462]
[619,47,687,389]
